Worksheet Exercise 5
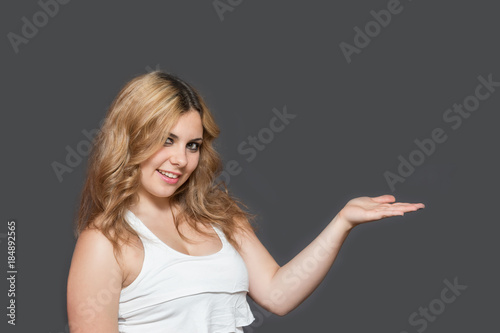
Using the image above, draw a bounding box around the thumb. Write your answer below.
[371,194,396,203]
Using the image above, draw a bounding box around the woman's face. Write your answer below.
[138,109,203,203]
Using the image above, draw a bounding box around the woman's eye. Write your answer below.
[187,142,200,151]
[164,138,199,151]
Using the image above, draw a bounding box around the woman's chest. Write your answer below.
[120,224,223,289]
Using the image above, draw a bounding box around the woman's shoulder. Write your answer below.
[76,213,144,270]
[77,214,140,256]
[69,224,125,288]
[226,214,258,249]
[74,214,127,266]
[75,224,119,265]
[67,218,125,328]
[78,215,115,246]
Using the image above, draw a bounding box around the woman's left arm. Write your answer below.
[236,194,425,316]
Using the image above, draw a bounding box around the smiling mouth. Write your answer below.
[156,169,180,179]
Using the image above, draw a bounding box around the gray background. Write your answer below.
[1,0,499,332]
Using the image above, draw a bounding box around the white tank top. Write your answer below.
[118,209,255,333]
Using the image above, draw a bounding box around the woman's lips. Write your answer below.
[156,169,180,184]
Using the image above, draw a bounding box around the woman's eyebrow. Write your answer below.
[168,133,203,141]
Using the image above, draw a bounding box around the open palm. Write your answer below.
[339,194,425,228]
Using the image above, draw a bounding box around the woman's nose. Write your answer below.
[170,147,187,167]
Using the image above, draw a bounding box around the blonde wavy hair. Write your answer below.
[75,70,257,262]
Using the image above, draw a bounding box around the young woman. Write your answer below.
[66,71,425,333]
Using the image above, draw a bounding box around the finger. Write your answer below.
[386,209,405,216]
[401,205,424,212]
[374,207,404,215]
[372,209,404,219]
[389,205,425,215]
[390,202,425,209]
[371,195,396,203]
[400,203,425,210]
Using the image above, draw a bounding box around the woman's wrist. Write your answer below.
[332,210,355,233]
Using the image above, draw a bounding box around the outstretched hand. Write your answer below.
[338,195,425,229]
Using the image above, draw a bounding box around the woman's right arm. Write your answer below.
[67,228,123,333]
